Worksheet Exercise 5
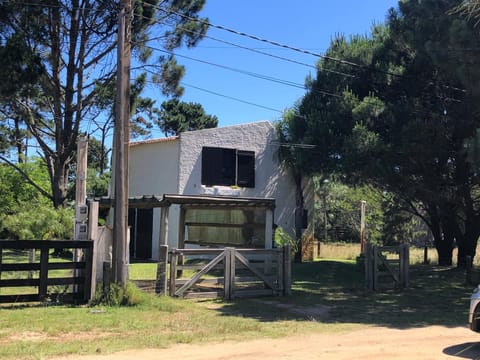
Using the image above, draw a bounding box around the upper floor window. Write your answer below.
[201,147,255,188]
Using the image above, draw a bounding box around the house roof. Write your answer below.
[95,194,275,210]
[129,136,178,147]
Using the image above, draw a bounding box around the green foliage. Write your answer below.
[0,158,74,240]
[0,159,51,235]
[91,282,148,307]
[156,98,219,136]
[280,0,480,265]
[2,205,74,240]
[0,0,209,208]
[314,179,423,247]
[274,226,298,252]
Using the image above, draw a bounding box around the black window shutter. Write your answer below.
[237,150,255,188]
[201,147,221,186]
[202,147,236,186]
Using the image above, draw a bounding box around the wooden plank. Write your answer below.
[229,248,236,298]
[169,251,178,297]
[234,289,275,298]
[0,278,40,287]
[185,222,264,229]
[377,253,399,283]
[1,262,86,272]
[283,245,292,295]
[1,263,40,271]
[234,251,276,290]
[175,250,225,297]
[47,277,84,286]
[0,294,40,303]
[234,276,276,283]
[0,240,93,250]
[183,291,224,299]
[38,248,49,301]
[155,245,168,295]
[224,248,232,300]
[87,201,99,301]
[175,277,224,285]
[172,249,225,256]
[0,247,2,284]
[176,264,224,271]
[83,243,93,302]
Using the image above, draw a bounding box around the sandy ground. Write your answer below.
[52,325,480,360]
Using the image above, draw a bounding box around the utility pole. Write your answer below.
[113,0,131,287]
[75,136,88,208]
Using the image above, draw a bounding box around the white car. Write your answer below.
[470,285,480,331]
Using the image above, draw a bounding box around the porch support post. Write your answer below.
[159,206,169,247]
[265,208,274,249]
[155,205,169,295]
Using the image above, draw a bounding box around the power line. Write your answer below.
[151,4,363,69]
[148,3,467,95]
[136,26,357,79]
[140,46,342,99]
[180,81,285,114]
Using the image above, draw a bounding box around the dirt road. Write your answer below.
[53,325,480,360]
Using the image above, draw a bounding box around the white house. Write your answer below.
[127,121,303,260]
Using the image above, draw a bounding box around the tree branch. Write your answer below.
[0,155,53,201]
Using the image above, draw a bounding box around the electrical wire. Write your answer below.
[140,46,342,99]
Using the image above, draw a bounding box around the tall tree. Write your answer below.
[280,0,480,265]
[156,98,218,136]
[0,0,208,208]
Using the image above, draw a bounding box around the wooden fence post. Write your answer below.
[83,243,94,302]
[372,246,379,291]
[364,243,373,290]
[155,245,168,295]
[224,247,235,300]
[87,201,99,302]
[283,245,292,295]
[103,261,111,297]
[169,249,178,297]
[399,244,409,288]
[39,248,49,301]
[276,248,284,295]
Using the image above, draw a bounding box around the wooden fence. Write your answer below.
[0,240,94,304]
[365,244,409,291]
[156,246,291,300]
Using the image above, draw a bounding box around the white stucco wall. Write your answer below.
[129,138,180,195]
[128,138,180,256]
[178,121,297,241]
[127,122,298,259]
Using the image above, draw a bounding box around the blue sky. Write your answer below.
[146,0,399,135]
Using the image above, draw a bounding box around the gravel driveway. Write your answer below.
[52,325,480,360]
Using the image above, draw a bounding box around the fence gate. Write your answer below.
[164,247,291,300]
[365,244,409,291]
[0,240,94,304]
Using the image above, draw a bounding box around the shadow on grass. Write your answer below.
[209,260,475,329]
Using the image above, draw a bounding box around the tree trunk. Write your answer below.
[457,214,480,268]
[431,213,453,266]
[293,172,304,263]
[50,157,70,209]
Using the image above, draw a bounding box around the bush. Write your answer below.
[91,282,148,307]
[274,227,298,253]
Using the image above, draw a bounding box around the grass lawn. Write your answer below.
[0,244,476,359]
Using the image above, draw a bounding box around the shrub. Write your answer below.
[91,282,148,307]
